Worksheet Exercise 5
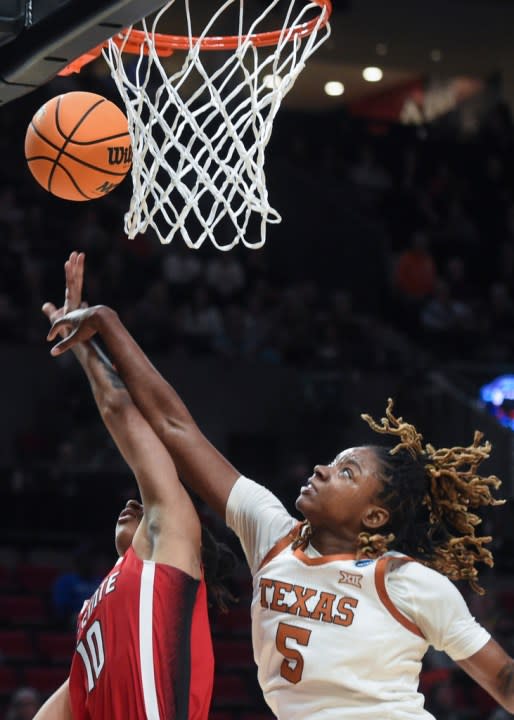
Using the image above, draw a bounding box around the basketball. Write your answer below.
[24,91,132,202]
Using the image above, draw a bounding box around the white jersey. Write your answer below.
[226,477,490,720]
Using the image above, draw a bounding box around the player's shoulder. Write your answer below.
[228,475,292,517]
[386,552,460,594]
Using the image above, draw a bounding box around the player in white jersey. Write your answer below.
[47,281,514,719]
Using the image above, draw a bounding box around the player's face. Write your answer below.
[115,499,144,556]
[295,446,388,537]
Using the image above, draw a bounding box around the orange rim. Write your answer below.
[121,0,332,53]
[59,0,332,75]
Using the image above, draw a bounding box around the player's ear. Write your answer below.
[362,505,390,529]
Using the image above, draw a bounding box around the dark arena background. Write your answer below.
[0,1,513,718]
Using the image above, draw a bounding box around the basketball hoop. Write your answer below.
[69,0,332,250]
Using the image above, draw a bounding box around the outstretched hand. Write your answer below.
[42,251,86,336]
[47,306,101,355]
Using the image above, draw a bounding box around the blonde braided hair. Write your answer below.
[360,398,505,593]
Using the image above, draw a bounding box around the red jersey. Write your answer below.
[69,546,214,720]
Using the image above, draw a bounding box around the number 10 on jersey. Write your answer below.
[76,620,106,691]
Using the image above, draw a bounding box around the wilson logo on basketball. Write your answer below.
[108,146,132,166]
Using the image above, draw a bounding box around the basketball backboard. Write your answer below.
[0,0,169,104]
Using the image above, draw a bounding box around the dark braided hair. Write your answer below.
[358,398,505,594]
[201,526,238,613]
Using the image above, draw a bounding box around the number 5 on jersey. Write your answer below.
[76,620,105,691]
[276,622,312,684]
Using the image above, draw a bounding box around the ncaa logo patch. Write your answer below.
[354,559,374,567]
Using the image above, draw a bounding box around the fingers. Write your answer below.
[47,317,71,342]
[46,253,86,347]
[64,251,85,312]
[50,335,74,356]
[42,302,57,320]
[42,302,65,329]
[67,251,85,277]
[64,251,78,292]
[67,251,84,268]
[75,252,85,305]
[48,317,82,355]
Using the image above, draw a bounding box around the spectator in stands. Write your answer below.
[437,197,479,257]
[161,243,203,299]
[51,543,103,629]
[5,687,41,720]
[443,256,475,306]
[394,230,437,302]
[424,678,468,720]
[312,314,342,369]
[420,280,460,333]
[393,230,437,329]
[420,279,476,353]
[489,707,514,720]
[496,239,514,290]
[349,143,392,192]
[482,283,514,359]
[214,302,258,359]
[276,284,318,366]
[178,285,225,354]
[123,279,174,352]
[205,254,246,305]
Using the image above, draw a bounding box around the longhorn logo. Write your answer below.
[338,571,362,588]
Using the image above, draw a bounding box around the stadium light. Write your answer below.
[324,81,344,96]
[363,66,383,82]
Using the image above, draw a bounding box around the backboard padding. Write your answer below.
[0,0,169,104]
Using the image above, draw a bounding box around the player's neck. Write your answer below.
[309,528,357,556]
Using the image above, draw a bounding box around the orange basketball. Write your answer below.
[24,91,132,201]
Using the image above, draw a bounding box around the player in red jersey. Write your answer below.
[34,252,220,720]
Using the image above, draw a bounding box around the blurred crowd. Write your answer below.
[0,81,513,371]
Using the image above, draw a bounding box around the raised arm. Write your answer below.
[48,300,241,520]
[43,254,202,575]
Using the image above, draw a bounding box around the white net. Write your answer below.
[105,0,331,250]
